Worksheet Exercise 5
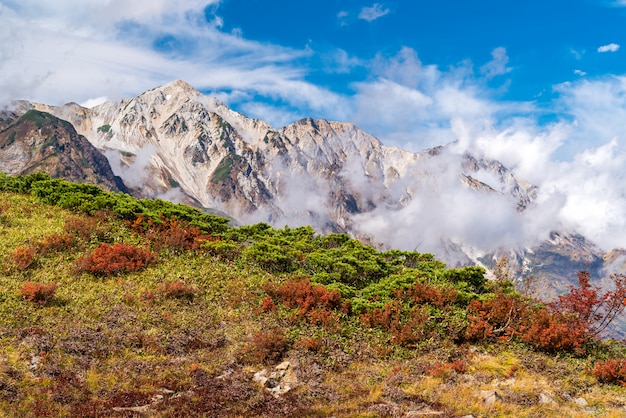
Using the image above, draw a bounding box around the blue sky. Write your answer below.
[218,0,626,104]
[1,0,626,249]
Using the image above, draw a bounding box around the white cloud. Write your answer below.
[480,47,512,79]
[570,48,584,60]
[0,0,337,120]
[574,69,587,76]
[598,43,620,53]
[358,3,390,22]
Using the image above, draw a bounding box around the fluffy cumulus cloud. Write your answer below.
[598,43,620,53]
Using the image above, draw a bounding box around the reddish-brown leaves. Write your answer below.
[76,243,155,276]
[21,281,58,305]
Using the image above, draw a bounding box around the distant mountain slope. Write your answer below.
[0,109,127,193]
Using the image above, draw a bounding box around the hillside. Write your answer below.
[1,173,626,417]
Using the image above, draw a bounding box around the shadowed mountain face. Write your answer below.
[2,80,620,308]
[0,109,127,193]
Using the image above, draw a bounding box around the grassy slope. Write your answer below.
[0,182,626,416]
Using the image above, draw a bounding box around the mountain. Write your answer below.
[26,81,535,230]
[0,109,127,193]
[8,80,623,300]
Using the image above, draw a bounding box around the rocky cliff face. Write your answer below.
[15,80,623,300]
[0,109,127,193]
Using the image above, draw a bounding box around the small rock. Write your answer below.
[265,378,279,388]
[574,397,589,407]
[538,392,556,405]
[253,369,268,386]
[479,390,502,405]
[157,388,175,395]
[112,405,150,413]
[276,361,291,371]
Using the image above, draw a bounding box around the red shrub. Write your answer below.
[360,302,431,347]
[263,277,342,317]
[398,281,459,308]
[307,307,339,328]
[11,246,36,270]
[295,337,322,352]
[239,329,289,364]
[465,292,531,342]
[130,215,218,253]
[260,296,275,312]
[520,308,590,355]
[64,214,109,242]
[427,359,467,378]
[21,282,58,305]
[593,358,626,386]
[549,271,626,338]
[76,243,155,276]
[36,232,76,254]
[157,279,196,299]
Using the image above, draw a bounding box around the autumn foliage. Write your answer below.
[130,214,218,253]
[263,277,343,316]
[157,279,197,299]
[593,358,626,386]
[10,246,37,270]
[239,329,289,364]
[77,243,155,276]
[465,292,531,342]
[21,281,58,305]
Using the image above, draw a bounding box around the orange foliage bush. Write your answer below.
[549,271,626,338]
[593,358,626,386]
[157,279,196,299]
[295,337,323,352]
[11,246,36,270]
[130,215,218,253]
[63,213,109,242]
[263,277,343,317]
[36,232,76,254]
[260,296,276,312]
[465,292,531,342]
[21,281,58,305]
[239,329,289,364]
[360,302,431,347]
[76,243,155,276]
[427,359,467,378]
[397,281,459,308]
[520,309,590,355]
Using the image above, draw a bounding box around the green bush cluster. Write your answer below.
[0,172,229,234]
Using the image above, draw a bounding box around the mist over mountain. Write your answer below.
[5,80,623,297]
